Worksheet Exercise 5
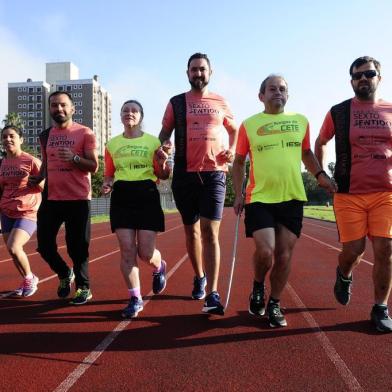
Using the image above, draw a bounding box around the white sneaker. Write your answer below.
[22,275,39,297]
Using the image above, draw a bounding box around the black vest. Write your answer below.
[330,99,352,193]
[170,93,187,173]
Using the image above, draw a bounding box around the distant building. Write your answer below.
[8,62,111,156]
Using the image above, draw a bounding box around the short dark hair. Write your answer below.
[187,52,211,70]
[259,74,288,94]
[1,125,23,138]
[48,91,74,105]
[349,56,381,75]
[121,99,144,121]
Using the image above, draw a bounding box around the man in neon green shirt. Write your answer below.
[232,75,336,327]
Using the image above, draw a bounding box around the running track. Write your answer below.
[0,209,390,392]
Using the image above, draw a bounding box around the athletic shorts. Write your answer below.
[1,214,37,236]
[110,180,164,233]
[334,192,392,242]
[244,200,304,238]
[172,170,226,225]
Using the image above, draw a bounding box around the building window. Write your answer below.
[36,95,42,102]
[18,87,22,92]
[18,104,22,109]
[37,87,42,93]
[66,85,72,92]
[28,87,34,94]
[28,103,34,110]
[28,120,34,127]
[36,137,40,143]
[23,87,27,92]
[36,103,42,110]
[37,128,42,134]
[58,86,64,91]
[28,137,34,144]
[28,129,34,135]
[36,120,42,126]
[36,112,42,118]
[22,112,27,117]
[28,112,34,118]
[23,104,27,108]
[18,96,22,100]
[28,95,34,102]
[23,96,27,100]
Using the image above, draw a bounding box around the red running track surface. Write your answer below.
[0,209,391,391]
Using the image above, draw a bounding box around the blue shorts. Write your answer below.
[244,200,304,238]
[1,214,37,236]
[172,171,226,225]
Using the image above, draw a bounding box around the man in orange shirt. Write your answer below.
[32,91,99,305]
[160,53,238,314]
[315,56,392,332]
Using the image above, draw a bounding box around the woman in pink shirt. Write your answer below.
[0,125,44,296]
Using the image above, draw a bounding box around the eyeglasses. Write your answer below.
[351,70,378,80]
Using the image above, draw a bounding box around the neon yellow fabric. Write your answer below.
[106,133,160,182]
[241,112,309,203]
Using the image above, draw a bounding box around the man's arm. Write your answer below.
[159,128,173,145]
[302,148,337,193]
[314,134,330,170]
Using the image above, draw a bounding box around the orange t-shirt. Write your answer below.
[43,122,97,200]
[319,98,392,193]
[0,152,42,220]
[162,91,235,172]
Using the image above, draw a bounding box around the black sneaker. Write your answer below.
[122,296,144,318]
[334,266,352,305]
[267,301,287,328]
[192,275,207,300]
[202,291,224,315]
[70,287,92,305]
[249,283,265,316]
[57,268,75,298]
[370,305,392,333]
[152,260,167,294]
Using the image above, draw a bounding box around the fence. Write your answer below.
[90,190,177,217]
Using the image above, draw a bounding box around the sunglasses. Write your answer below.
[351,70,378,80]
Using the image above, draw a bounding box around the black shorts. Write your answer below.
[244,200,304,238]
[172,170,226,225]
[110,180,164,232]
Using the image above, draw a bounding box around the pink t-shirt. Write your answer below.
[320,98,392,193]
[162,91,235,171]
[43,122,97,200]
[0,152,42,220]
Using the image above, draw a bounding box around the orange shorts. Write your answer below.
[334,192,392,243]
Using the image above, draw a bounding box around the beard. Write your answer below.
[189,77,209,90]
[52,112,71,124]
[354,82,376,99]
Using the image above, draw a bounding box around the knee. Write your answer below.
[200,225,219,244]
[138,248,155,264]
[7,244,21,258]
[274,249,292,265]
[256,245,274,261]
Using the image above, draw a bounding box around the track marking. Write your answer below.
[0,222,185,299]
[52,253,188,392]
[286,283,364,392]
[302,233,374,266]
[303,220,337,232]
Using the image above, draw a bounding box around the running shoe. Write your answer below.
[370,305,392,333]
[249,283,265,316]
[57,268,75,298]
[22,275,39,297]
[70,287,92,305]
[202,291,224,315]
[192,275,207,300]
[13,284,24,297]
[334,266,352,305]
[267,301,287,328]
[152,260,167,294]
[122,296,144,318]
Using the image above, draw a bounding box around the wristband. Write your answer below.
[315,170,327,180]
[72,154,81,164]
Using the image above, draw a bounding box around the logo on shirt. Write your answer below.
[257,121,300,136]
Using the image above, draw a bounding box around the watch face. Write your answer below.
[73,155,81,163]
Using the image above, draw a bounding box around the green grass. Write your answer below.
[304,205,336,222]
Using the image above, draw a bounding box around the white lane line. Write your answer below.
[304,220,337,232]
[301,233,374,266]
[53,253,188,392]
[286,283,364,392]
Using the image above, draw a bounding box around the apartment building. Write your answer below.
[8,62,111,156]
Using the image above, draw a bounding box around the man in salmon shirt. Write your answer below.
[159,53,238,314]
[32,91,99,305]
[232,74,336,328]
[315,56,392,332]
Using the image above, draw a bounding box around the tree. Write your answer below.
[91,155,104,198]
[328,162,335,177]
[2,112,24,129]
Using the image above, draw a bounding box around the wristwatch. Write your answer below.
[72,154,81,164]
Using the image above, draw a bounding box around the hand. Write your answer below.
[318,174,338,194]
[161,140,173,155]
[27,175,45,187]
[216,149,234,165]
[101,183,112,195]
[233,195,244,215]
[155,147,169,165]
[57,147,74,162]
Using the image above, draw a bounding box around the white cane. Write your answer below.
[224,179,246,311]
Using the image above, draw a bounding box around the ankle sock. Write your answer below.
[129,287,141,299]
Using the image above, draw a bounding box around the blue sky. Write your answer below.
[1,0,392,164]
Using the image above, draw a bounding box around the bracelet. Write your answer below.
[315,170,327,180]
